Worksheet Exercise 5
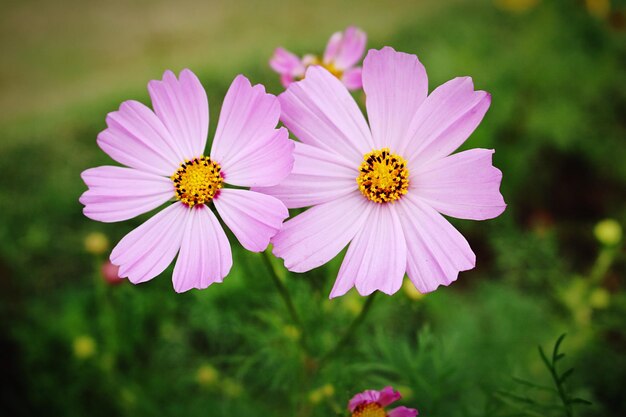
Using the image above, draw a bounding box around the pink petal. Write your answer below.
[214,189,288,252]
[148,69,209,159]
[97,100,182,176]
[342,67,363,90]
[279,66,374,163]
[253,142,357,209]
[348,390,382,412]
[388,406,419,417]
[323,31,343,64]
[210,75,293,186]
[80,166,173,222]
[405,77,491,166]
[332,26,367,70]
[172,206,232,292]
[377,386,403,407]
[272,192,372,273]
[396,194,476,293]
[270,47,305,76]
[414,148,506,220]
[280,74,296,88]
[110,202,188,284]
[362,47,428,151]
[331,204,407,298]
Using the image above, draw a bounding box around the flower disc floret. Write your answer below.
[171,156,223,207]
[357,148,409,203]
[352,402,387,417]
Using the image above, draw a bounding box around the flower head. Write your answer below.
[270,26,366,90]
[349,386,417,417]
[257,47,506,298]
[80,70,294,292]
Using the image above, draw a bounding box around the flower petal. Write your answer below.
[172,206,232,292]
[377,386,403,407]
[362,47,428,151]
[270,47,305,76]
[97,100,182,176]
[388,406,419,417]
[279,66,374,163]
[148,69,209,159]
[214,189,288,252]
[348,390,382,412]
[413,148,506,220]
[110,202,188,284]
[218,127,294,187]
[405,77,491,166]
[210,75,292,186]
[323,31,343,64]
[80,166,173,222]
[253,142,357,209]
[396,194,476,293]
[331,204,406,298]
[342,67,363,90]
[332,26,367,70]
[272,192,372,273]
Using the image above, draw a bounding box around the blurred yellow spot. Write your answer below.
[494,0,540,13]
[396,385,413,400]
[196,364,219,387]
[586,0,610,18]
[594,219,622,246]
[589,288,610,309]
[342,293,364,316]
[403,280,425,301]
[283,325,301,341]
[222,378,243,398]
[84,232,109,255]
[308,384,335,404]
[73,335,96,359]
[320,384,335,397]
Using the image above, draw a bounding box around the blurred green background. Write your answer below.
[1,0,625,416]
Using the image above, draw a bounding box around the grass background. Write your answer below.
[1,0,625,416]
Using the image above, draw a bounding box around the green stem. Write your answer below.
[319,292,378,365]
[260,250,303,329]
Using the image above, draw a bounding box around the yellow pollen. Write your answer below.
[352,403,387,417]
[322,62,343,79]
[357,148,409,203]
[171,156,223,207]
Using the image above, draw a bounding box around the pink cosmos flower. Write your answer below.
[348,386,418,417]
[80,69,294,292]
[257,47,506,298]
[269,26,366,90]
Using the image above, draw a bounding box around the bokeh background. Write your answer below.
[1,0,625,416]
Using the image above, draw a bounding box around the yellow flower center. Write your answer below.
[171,156,223,207]
[352,403,387,417]
[357,148,409,203]
[322,62,343,79]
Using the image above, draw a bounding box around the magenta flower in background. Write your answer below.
[270,26,366,90]
[349,386,418,417]
[257,47,506,298]
[80,70,294,292]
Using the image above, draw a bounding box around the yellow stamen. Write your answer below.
[357,148,409,203]
[352,402,387,417]
[171,156,223,207]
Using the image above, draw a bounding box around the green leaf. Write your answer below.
[552,333,567,362]
[568,398,592,406]
[559,368,574,383]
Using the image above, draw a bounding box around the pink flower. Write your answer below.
[257,47,506,298]
[348,386,418,417]
[269,26,366,90]
[80,70,294,292]
[101,261,124,286]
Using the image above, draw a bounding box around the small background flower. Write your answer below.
[348,386,417,417]
[270,26,366,90]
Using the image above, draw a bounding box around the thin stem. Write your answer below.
[260,250,303,329]
[319,292,378,365]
